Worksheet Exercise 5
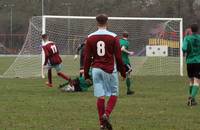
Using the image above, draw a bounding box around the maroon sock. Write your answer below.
[57,72,70,81]
[105,95,118,118]
[48,69,52,84]
[97,98,105,125]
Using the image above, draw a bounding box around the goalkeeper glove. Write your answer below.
[85,78,92,85]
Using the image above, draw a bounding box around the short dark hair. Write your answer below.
[190,23,198,33]
[96,14,108,25]
[122,31,129,38]
[42,34,48,39]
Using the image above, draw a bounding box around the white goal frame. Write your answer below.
[42,15,183,77]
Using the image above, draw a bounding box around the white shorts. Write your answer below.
[92,68,119,97]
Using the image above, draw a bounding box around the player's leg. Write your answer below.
[57,72,71,80]
[105,95,117,113]
[187,78,194,106]
[102,113,112,130]
[46,67,53,87]
[187,64,193,105]
[191,64,200,104]
[97,96,106,129]
[187,63,200,106]
[187,64,194,96]
[126,63,133,74]
[126,73,134,95]
[55,64,71,81]
[189,78,194,95]
[190,77,199,105]
[125,64,134,95]
[92,68,106,129]
[105,71,118,118]
[103,71,119,130]
[190,63,200,105]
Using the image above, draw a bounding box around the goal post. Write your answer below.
[179,19,183,76]
[2,15,183,78]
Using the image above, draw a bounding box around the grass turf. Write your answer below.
[0,76,200,130]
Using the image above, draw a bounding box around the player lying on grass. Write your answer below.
[42,34,71,87]
[59,70,92,92]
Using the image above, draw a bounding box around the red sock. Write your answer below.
[105,95,118,118]
[48,69,52,84]
[57,72,71,81]
[97,98,105,125]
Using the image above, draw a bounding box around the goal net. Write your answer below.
[1,16,183,78]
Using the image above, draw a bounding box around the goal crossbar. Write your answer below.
[43,15,182,21]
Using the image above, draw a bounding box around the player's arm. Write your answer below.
[83,40,92,80]
[41,46,48,78]
[79,43,85,52]
[74,43,84,60]
[182,37,189,53]
[185,28,192,36]
[42,46,49,65]
[121,46,134,56]
[115,38,126,78]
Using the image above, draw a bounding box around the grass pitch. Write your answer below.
[0,57,200,130]
[1,76,200,130]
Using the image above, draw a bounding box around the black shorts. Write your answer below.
[73,78,82,91]
[125,64,132,73]
[187,63,200,79]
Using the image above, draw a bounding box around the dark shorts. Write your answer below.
[73,78,82,91]
[125,64,132,73]
[187,63,200,79]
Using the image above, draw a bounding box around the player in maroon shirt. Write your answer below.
[84,14,126,130]
[42,34,71,87]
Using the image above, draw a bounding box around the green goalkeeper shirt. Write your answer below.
[182,34,200,64]
[120,38,130,64]
[79,76,91,91]
[79,69,92,91]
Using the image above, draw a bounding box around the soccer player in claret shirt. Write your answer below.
[42,34,71,87]
[182,23,200,106]
[84,14,126,130]
[120,31,135,95]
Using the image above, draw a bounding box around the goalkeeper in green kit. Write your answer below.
[120,31,134,95]
[59,75,92,92]
[59,68,92,92]
[182,23,200,106]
